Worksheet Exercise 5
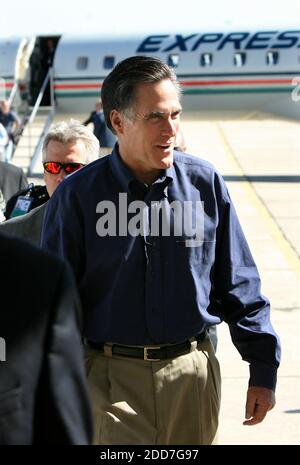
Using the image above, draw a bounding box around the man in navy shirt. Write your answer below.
[41,56,281,445]
[83,99,116,156]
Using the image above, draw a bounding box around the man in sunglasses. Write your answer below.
[0,119,99,245]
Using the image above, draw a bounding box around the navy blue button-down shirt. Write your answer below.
[41,146,280,390]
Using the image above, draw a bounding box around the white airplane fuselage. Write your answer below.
[1,30,300,118]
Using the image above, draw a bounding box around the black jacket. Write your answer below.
[0,234,93,444]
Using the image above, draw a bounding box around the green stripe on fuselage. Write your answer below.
[55,86,293,98]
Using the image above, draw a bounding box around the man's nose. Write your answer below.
[161,117,177,137]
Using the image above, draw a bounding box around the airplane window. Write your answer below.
[77,56,89,70]
[200,53,213,67]
[234,52,246,67]
[103,56,115,69]
[168,54,180,68]
[266,51,279,65]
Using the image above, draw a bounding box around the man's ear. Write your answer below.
[110,110,125,135]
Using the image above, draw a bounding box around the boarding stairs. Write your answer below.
[11,68,55,178]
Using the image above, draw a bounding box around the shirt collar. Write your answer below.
[109,143,175,193]
[109,144,135,192]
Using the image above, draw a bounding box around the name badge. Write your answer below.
[10,195,33,218]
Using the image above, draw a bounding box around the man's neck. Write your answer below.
[118,149,160,185]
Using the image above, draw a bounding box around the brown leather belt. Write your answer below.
[84,331,206,361]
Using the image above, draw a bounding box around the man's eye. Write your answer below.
[172,112,181,119]
[146,115,161,123]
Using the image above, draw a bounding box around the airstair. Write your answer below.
[11,68,55,178]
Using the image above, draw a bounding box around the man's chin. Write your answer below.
[159,151,174,169]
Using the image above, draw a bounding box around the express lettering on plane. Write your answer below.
[136,30,300,52]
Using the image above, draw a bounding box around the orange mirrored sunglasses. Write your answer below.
[43,161,85,175]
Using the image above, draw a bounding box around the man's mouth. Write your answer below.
[156,142,174,151]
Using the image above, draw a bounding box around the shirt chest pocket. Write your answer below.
[175,237,215,265]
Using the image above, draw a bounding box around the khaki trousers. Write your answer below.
[84,337,221,445]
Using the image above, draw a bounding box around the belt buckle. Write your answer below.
[144,345,161,361]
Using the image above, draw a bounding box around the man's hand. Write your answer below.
[243,386,276,426]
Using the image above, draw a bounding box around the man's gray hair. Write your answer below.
[42,119,99,162]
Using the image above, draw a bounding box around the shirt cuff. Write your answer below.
[249,361,278,391]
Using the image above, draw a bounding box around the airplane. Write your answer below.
[1,30,300,119]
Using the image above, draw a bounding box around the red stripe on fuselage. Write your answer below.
[180,79,292,86]
[54,83,102,89]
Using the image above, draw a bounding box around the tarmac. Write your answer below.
[180,112,300,445]
[28,110,300,445]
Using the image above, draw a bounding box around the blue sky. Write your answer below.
[0,0,300,37]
